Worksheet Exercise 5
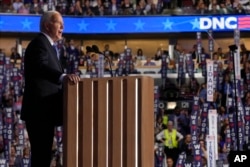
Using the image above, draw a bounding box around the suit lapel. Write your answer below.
[50,44,64,72]
[40,33,64,73]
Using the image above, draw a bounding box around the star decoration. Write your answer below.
[134,19,145,31]
[106,20,116,31]
[190,18,200,30]
[0,20,3,29]
[21,18,32,29]
[162,19,174,30]
[78,20,89,31]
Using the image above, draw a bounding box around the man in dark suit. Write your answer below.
[21,11,80,167]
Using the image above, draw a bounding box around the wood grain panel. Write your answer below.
[63,79,78,167]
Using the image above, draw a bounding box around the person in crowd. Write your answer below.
[82,0,95,16]
[55,0,68,15]
[66,39,80,73]
[74,0,84,15]
[103,44,114,59]
[209,2,220,14]
[173,43,184,64]
[135,48,146,60]
[104,54,115,73]
[166,157,175,167]
[12,0,24,12]
[234,3,246,14]
[223,60,234,76]
[219,2,233,14]
[241,60,250,92]
[201,156,207,167]
[243,91,250,106]
[219,73,233,108]
[120,0,134,15]
[218,142,229,165]
[177,109,190,136]
[240,44,250,59]
[22,146,31,167]
[17,4,30,14]
[217,47,226,59]
[220,117,229,142]
[154,47,163,60]
[197,82,207,104]
[9,145,23,167]
[143,56,156,66]
[10,47,21,64]
[20,11,80,167]
[189,77,200,94]
[199,139,208,159]
[212,52,219,61]
[29,0,44,14]
[155,115,165,135]
[196,0,209,14]
[178,134,193,163]
[156,120,184,166]
[191,44,198,59]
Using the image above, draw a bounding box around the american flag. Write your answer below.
[238,16,250,29]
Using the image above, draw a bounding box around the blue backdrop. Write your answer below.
[0,14,250,34]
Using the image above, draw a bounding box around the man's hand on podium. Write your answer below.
[64,74,81,84]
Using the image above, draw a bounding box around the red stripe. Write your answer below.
[238,25,250,28]
[238,21,250,24]
[238,17,250,29]
[239,17,250,21]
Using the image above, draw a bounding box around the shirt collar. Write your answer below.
[42,32,54,46]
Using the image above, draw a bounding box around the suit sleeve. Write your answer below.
[25,38,63,84]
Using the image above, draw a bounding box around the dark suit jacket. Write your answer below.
[21,33,64,125]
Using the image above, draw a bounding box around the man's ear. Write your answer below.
[44,23,50,32]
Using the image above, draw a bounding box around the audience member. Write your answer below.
[10,47,21,64]
[156,120,183,166]
[144,56,156,66]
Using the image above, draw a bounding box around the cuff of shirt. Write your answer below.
[59,74,67,83]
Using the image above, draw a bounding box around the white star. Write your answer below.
[162,19,173,30]
[190,18,200,30]
[134,19,145,31]
[78,20,89,31]
[21,18,32,29]
[106,20,116,31]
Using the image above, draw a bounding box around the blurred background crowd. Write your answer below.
[0,0,250,16]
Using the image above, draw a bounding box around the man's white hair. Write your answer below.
[40,11,60,32]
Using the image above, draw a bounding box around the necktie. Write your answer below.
[53,44,59,60]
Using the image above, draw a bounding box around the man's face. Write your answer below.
[46,13,64,42]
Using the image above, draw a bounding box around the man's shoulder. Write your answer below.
[27,33,48,47]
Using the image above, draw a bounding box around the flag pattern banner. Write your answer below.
[207,135,216,167]
[192,143,202,167]
[161,54,167,79]
[208,30,214,53]
[207,60,214,102]
[175,152,187,167]
[200,103,209,137]
[245,107,250,145]
[186,54,194,79]
[124,48,132,75]
[3,107,13,162]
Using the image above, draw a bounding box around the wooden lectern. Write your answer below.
[63,76,154,167]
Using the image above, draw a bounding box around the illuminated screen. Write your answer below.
[0,15,250,34]
[167,102,177,110]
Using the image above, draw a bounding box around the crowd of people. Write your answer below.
[0,0,250,16]
[0,37,250,167]
[153,44,250,166]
